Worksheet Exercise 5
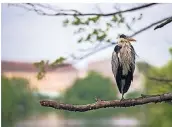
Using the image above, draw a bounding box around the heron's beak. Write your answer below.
[127,38,136,42]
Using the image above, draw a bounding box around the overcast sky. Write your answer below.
[1,3,172,69]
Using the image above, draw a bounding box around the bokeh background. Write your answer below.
[1,3,172,127]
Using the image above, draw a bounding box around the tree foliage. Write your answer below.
[1,76,35,127]
[61,71,142,119]
[1,76,59,127]
[143,48,172,127]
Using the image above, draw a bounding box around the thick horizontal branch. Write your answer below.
[12,3,158,17]
[154,17,172,30]
[148,76,172,83]
[40,92,172,112]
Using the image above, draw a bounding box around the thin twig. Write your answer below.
[130,16,172,37]
[154,17,172,30]
[12,3,158,17]
[70,15,172,62]
[40,92,172,112]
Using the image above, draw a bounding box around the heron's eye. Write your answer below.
[119,38,126,43]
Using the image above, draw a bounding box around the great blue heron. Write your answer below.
[111,34,136,100]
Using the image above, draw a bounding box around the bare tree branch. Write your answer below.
[72,43,116,61]
[70,15,172,63]
[37,14,171,66]
[11,3,158,17]
[154,17,172,30]
[148,76,172,83]
[9,3,169,63]
[130,16,172,37]
[40,92,172,112]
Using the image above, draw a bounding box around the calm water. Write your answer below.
[15,113,142,127]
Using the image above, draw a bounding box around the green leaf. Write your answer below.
[33,58,65,80]
[106,23,112,27]
[84,20,89,25]
[169,47,172,56]
[33,60,47,80]
[93,29,98,35]
[78,37,83,43]
[118,13,123,18]
[97,33,107,41]
[74,28,85,34]
[88,15,100,23]
[119,17,125,23]
[37,71,46,80]
[111,15,118,22]
[63,19,69,27]
[85,34,91,41]
[78,28,85,32]
[51,57,66,67]
[72,16,81,25]
[34,60,45,68]
[107,39,111,42]
[33,62,40,68]
[106,23,112,31]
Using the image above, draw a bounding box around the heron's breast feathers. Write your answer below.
[119,44,135,75]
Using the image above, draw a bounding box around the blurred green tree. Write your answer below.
[61,71,142,119]
[1,75,62,127]
[1,76,36,127]
[143,48,172,127]
[136,61,152,74]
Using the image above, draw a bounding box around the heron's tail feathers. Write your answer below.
[123,73,132,93]
[116,70,133,94]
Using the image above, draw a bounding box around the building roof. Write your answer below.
[1,60,77,73]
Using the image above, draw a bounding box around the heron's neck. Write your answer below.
[118,41,131,47]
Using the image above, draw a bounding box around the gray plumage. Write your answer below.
[111,35,136,100]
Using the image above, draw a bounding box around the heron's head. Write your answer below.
[118,34,136,44]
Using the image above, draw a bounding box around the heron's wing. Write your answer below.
[130,45,136,75]
[111,51,119,77]
[111,51,123,93]
[121,45,136,93]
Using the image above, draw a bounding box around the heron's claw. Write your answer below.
[120,97,125,102]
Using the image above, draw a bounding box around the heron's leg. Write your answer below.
[120,94,125,101]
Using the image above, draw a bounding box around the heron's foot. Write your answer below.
[120,98,125,101]
[120,94,125,101]
[120,96,125,101]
